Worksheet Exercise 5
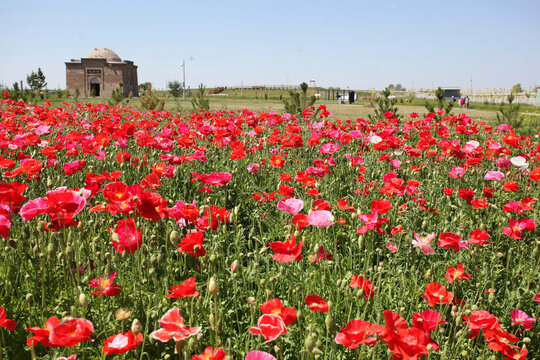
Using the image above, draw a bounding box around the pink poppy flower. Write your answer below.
[276,198,304,216]
[357,210,378,234]
[247,163,260,173]
[245,351,276,360]
[484,171,504,181]
[307,210,334,227]
[89,271,122,296]
[320,142,340,155]
[535,294,540,304]
[390,160,401,169]
[412,232,436,255]
[386,242,398,253]
[511,310,535,329]
[449,166,465,179]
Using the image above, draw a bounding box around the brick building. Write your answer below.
[65,48,138,97]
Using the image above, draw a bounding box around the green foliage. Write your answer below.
[435,87,445,109]
[108,83,126,106]
[168,81,182,98]
[72,87,80,101]
[369,87,399,120]
[511,83,522,94]
[191,84,210,112]
[282,82,316,114]
[496,94,522,128]
[140,83,163,111]
[26,68,47,90]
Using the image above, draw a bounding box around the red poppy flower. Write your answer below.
[335,198,355,212]
[471,198,489,209]
[103,182,131,204]
[458,188,475,204]
[445,264,471,283]
[191,346,227,360]
[0,307,16,331]
[268,233,303,263]
[529,167,540,181]
[260,298,297,325]
[89,271,122,296]
[249,314,287,343]
[307,245,332,263]
[350,275,375,301]
[150,308,201,342]
[437,232,468,252]
[304,294,329,313]
[102,330,143,355]
[371,199,392,214]
[468,229,490,245]
[335,319,378,349]
[502,181,519,192]
[374,310,430,360]
[110,218,142,254]
[177,231,206,257]
[167,277,200,298]
[46,318,94,347]
[422,283,453,306]
[412,309,447,333]
[292,214,309,230]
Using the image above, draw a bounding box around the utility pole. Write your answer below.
[181,60,186,100]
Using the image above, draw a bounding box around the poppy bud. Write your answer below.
[25,293,33,303]
[305,334,316,353]
[169,230,179,245]
[209,313,216,330]
[358,236,363,249]
[208,277,219,296]
[523,337,531,343]
[247,296,256,308]
[46,242,56,257]
[325,313,335,333]
[230,260,239,273]
[78,293,88,308]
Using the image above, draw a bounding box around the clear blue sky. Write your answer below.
[1,0,539,91]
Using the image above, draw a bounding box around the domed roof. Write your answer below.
[84,48,122,62]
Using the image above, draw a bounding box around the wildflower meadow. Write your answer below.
[0,95,538,360]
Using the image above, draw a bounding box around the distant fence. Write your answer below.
[414,92,538,105]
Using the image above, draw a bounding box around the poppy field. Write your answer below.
[0,95,539,360]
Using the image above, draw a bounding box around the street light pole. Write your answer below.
[182,60,186,100]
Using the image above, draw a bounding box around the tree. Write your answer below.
[108,83,126,106]
[26,68,47,90]
[394,83,405,91]
[496,94,522,128]
[369,87,399,121]
[282,82,316,114]
[511,83,522,94]
[168,81,182,98]
[191,84,210,112]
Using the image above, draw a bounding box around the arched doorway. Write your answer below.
[89,78,100,97]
